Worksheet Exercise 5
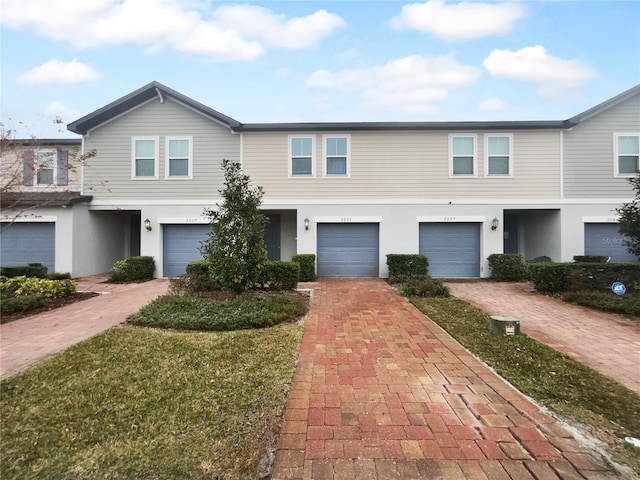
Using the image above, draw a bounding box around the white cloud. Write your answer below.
[483,45,598,99]
[478,98,507,112]
[19,59,99,85]
[389,0,525,40]
[0,0,345,61]
[307,54,481,115]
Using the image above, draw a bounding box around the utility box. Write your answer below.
[490,316,520,336]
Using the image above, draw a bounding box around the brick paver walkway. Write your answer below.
[446,280,640,395]
[0,274,169,379]
[272,278,620,479]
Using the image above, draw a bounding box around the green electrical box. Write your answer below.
[490,316,520,336]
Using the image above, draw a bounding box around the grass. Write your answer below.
[0,322,304,479]
[411,296,640,475]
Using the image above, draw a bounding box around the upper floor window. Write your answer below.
[35,150,56,185]
[22,149,68,187]
[486,135,513,176]
[165,137,192,179]
[289,136,314,177]
[132,137,158,179]
[450,135,476,176]
[324,135,350,176]
[615,133,639,176]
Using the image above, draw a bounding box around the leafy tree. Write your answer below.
[202,159,268,292]
[616,174,640,259]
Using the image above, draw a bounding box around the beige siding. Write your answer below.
[244,129,561,200]
[564,94,640,198]
[83,97,240,200]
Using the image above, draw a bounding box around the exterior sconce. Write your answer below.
[491,217,499,231]
[304,218,310,231]
[144,218,152,231]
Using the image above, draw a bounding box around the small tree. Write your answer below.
[616,174,640,259]
[202,159,268,292]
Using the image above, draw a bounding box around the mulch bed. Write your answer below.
[1,292,100,324]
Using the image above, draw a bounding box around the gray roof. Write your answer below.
[67,81,640,135]
[0,192,92,208]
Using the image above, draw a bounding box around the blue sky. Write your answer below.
[1,0,638,139]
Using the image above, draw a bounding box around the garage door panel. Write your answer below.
[419,223,480,277]
[163,224,210,277]
[0,223,55,273]
[317,223,379,277]
[584,224,637,263]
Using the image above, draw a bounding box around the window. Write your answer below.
[615,133,639,176]
[132,137,158,179]
[22,149,68,186]
[486,135,512,176]
[165,137,192,179]
[450,135,476,176]
[289,136,314,177]
[324,135,350,176]
[35,150,56,185]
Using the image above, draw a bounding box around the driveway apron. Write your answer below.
[272,278,618,480]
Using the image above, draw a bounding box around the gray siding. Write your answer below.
[243,130,561,200]
[83,98,240,200]
[564,94,640,198]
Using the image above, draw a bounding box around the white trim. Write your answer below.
[314,215,382,223]
[158,216,210,224]
[322,134,351,177]
[484,134,513,177]
[1,214,57,222]
[131,136,159,180]
[164,136,193,179]
[613,132,640,177]
[417,215,486,223]
[581,215,620,223]
[449,134,477,177]
[288,135,316,178]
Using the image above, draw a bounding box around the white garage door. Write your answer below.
[0,222,55,273]
[419,223,481,277]
[584,223,637,263]
[317,223,379,277]
[162,224,210,277]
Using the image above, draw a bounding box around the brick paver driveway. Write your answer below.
[272,278,619,479]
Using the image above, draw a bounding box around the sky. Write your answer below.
[1,0,639,139]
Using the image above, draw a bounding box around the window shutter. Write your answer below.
[22,150,35,186]
[57,150,69,186]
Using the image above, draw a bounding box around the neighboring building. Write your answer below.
[0,138,92,274]
[2,82,637,277]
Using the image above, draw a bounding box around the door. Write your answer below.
[162,224,210,277]
[317,223,379,277]
[0,222,56,272]
[584,223,637,263]
[419,223,481,277]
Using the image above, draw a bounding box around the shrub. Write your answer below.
[401,277,450,297]
[292,254,317,281]
[0,263,48,278]
[0,276,76,299]
[487,254,527,281]
[386,254,429,283]
[110,256,155,282]
[258,261,299,291]
[569,263,640,292]
[562,291,640,317]
[0,294,47,317]
[127,293,307,331]
[527,263,572,293]
[46,272,72,280]
[573,255,609,263]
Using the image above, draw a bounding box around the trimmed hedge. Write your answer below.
[528,262,640,293]
[258,261,299,291]
[401,277,450,298]
[0,276,76,299]
[488,254,527,281]
[386,254,429,283]
[573,255,609,263]
[0,263,48,278]
[292,254,317,281]
[110,256,155,282]
[527,263,572,293]
[1,294,47,316]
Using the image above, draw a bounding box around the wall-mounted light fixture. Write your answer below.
[304,218,310,231]
[144,218,152,231]
[491,217,499,231]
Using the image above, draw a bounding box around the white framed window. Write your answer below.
[485,134,513,176]
[165,137,192,179]
[450,134,477,176]
[323,134,350,177]
[614,133,639,177]
[289,135,315,177]
[132,137,159,179]
[35,149,57,185]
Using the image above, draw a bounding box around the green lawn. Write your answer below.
[0,324,303,479]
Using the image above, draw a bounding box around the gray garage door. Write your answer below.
[0,222,55,273]
[162,224,210,277]
[317,223,379,277]
[584,223,637,263]
[419,223,481,277]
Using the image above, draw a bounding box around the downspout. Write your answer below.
[559,130,564,200]
[155,88,164,104]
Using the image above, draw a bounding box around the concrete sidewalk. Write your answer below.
[0,274,169,379]
[272,278,620,479]
[446,280,640,395]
